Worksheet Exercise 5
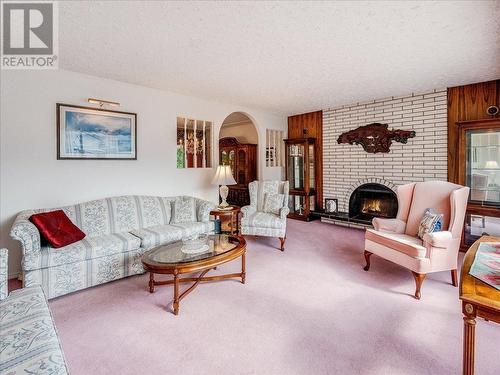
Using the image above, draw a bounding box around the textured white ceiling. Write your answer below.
[59,1,500,115]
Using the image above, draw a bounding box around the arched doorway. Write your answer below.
[219,112,258,207]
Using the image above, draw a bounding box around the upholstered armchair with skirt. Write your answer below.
[241,180,289,250]
[364,181,469,299]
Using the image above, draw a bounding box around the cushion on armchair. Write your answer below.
[29,210,85,248]
[263,193,285,215]
[417,208,443,239]
[365,229,427,258]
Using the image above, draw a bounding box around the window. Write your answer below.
[176,117,212,168]
[266,129,284,167]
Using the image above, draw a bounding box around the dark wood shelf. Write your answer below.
[219,137,257,207]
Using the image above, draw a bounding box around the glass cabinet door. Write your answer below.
[220,149,236,179]
[287,144,304,190]
[466,129,500,206]
[288,194,316,217]
[221,150,229,166]
[237,149,246,184]
[308,143,315,188]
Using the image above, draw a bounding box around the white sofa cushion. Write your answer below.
[172,196,197,223]
[173,222,214,237]
[131,225,184,249]
[23,232,141,271]
[241,212,286,230]
[131,222,213,249]
[365,229,427,258]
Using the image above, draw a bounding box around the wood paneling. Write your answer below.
[288,110,322,139]
[448,80,500,182]
[448,79,500,251]
[287,111,323,209]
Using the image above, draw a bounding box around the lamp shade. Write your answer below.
[485,160,499,169]
[211,165,237,185]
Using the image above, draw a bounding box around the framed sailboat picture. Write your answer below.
[57,103,137,160]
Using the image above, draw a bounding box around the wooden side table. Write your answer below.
[210,206,241,235]
[459,236,500,375]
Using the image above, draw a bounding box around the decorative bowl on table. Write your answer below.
[181,233,209,254]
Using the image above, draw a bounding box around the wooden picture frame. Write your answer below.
[57,103,137,160]
[324,198,338,213]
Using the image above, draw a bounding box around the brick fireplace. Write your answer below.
[321,89,448,226]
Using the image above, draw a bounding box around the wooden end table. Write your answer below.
[210,205,241,234]
[459,236,500,375]
[141,234,246,315]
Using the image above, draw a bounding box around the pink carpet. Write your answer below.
[47,220,499,375]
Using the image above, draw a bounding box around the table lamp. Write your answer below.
[211,165,237,209]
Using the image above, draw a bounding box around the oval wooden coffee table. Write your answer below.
[142,234,246,315]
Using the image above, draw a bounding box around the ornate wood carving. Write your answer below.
[337,123,416,153]
[219,137,240,147]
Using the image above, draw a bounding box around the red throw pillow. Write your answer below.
[30,210,86,248]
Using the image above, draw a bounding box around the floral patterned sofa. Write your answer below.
[10,195,215,299]
[0,248,70,375]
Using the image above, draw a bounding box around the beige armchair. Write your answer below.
[364,181,470,299]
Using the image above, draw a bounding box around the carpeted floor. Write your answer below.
[46,220,499,375]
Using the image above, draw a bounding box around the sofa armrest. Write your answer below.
[423,231,453,249]
[279,207,290,220]
[195,198,216,223]
[0,248,8,300]
[10,214,41,255]
[241,205,256,218]
[372,218,406,234]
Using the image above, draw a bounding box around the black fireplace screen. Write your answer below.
[349,183,398,223]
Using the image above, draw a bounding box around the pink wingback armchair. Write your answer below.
[364,181,470,299]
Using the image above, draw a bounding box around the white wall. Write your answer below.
[219,121,259,144]
[0,69,286,277]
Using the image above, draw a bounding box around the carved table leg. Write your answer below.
[173,272,180,316]
[241,252,246,284]
[463,303,476,375]
[363,251,372,271]
[149,272,155,293]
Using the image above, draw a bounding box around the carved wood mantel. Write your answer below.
[337,123,416,153]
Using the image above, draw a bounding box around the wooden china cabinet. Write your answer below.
[455,118,500,249]
[219,137,257,207]
[284,138,317,221]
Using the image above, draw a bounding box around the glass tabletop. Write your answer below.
[144,234,241,265]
